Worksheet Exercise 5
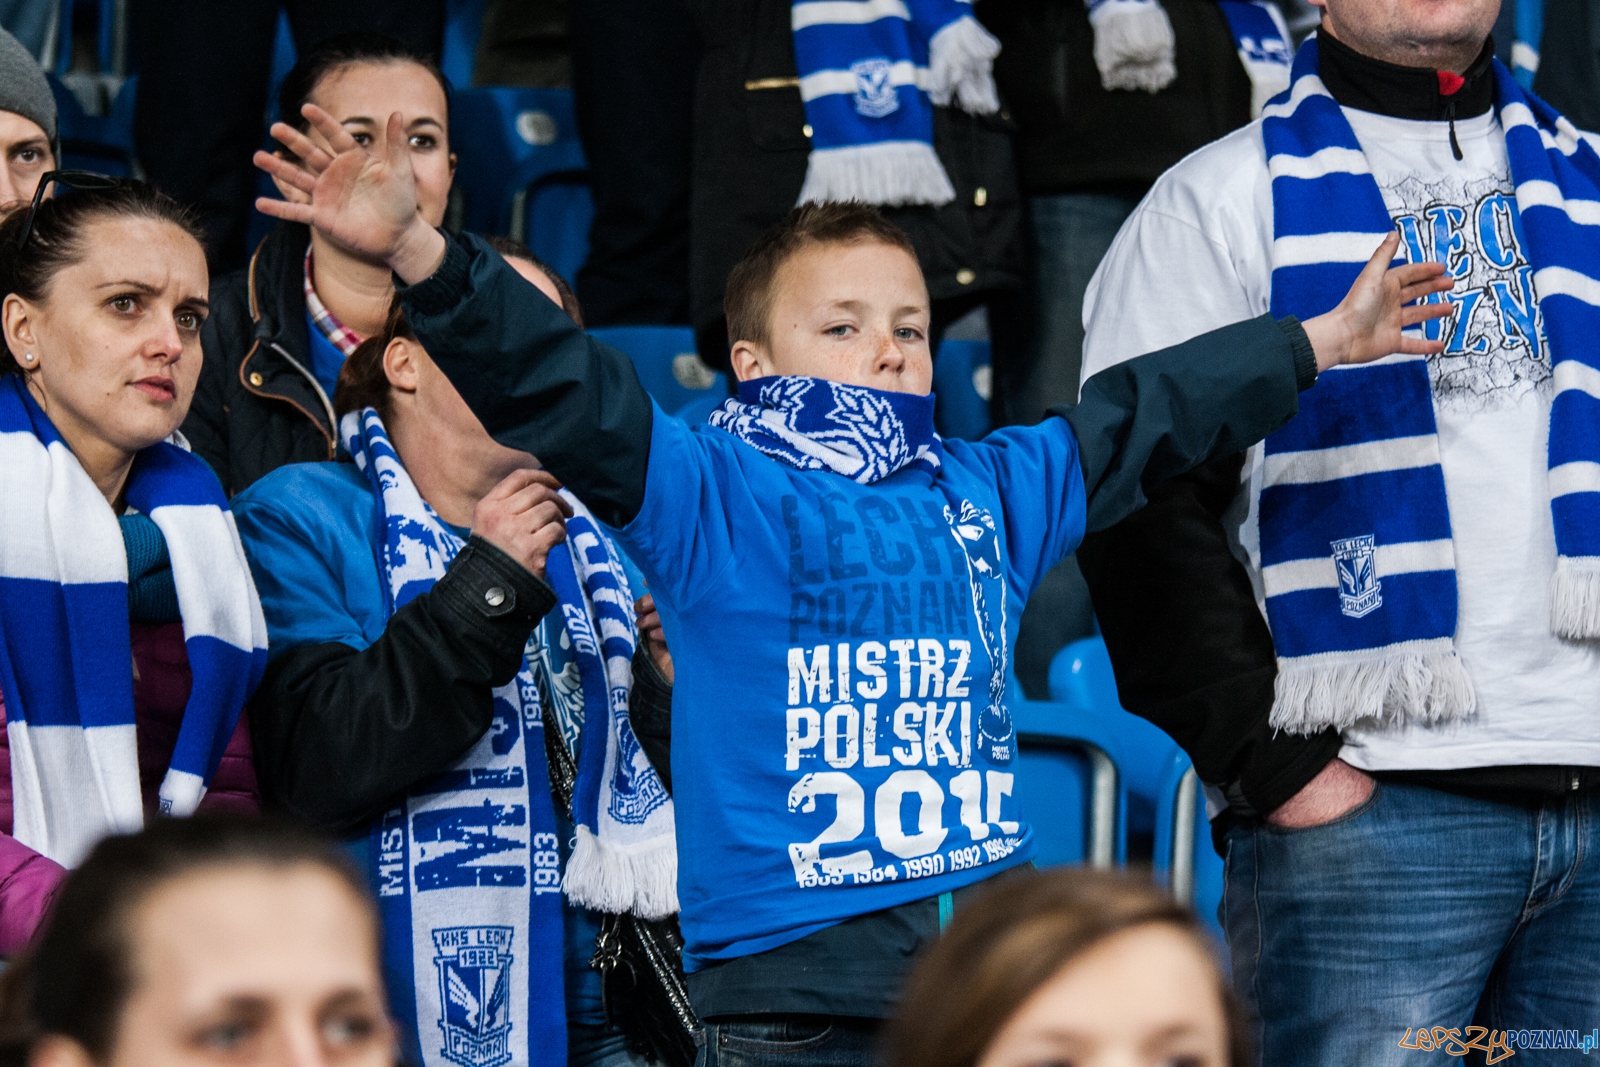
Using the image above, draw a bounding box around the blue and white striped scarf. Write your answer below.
[1259,38,1600,733]
[708,375,944,483]
[343,409,676,1067]
[791,0,1000,207]
[0,375,266,867]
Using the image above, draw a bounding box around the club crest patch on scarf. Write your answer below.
[708,376,944,484]
[434,926,515,1067]
[851,57,899,117]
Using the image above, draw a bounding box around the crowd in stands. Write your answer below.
[0,1,1593,1066]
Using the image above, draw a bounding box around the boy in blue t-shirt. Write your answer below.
[256,105,1450,1061]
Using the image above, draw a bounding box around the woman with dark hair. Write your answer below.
[0,814,394,1067]
[882,870,1246,1067]
[0,178,266,956]
[232,243,675,1067]
[181,32,457,498]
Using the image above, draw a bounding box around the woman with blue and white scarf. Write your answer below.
[0,180,268,953]
[233,244,678,1067]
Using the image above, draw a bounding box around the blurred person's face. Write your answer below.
[384,254,559,474]
[2,215,208,489]
[274,59,455,232]
[32,863,393,1067]
[977,924,1230,1067]
[728,239,934,395]
[1310,0,1499,70]
[0,110,52,213]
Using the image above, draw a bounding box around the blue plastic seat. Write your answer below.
[520,178,593,291]
[1049,636,1181,838]
[47,71,135,175]
[1008,671,1127,868]
[932,338,991,440]
[441,0,490,89]
[450,86,587,239]
[588,326,727,416]
[1152,747,1226,947]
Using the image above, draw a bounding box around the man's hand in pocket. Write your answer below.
[1266,758,1375,829]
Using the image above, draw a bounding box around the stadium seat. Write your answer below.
[1010,675,1128,868]
[441,0,489,90]
[1049,636,1181,840]
[47,71,135,175]
[674,393,726,426]
[516,176,592,291]
[588,326,728,415]
[932,338,991,440]
[450,86,587,239]
[1152,747,1226,946]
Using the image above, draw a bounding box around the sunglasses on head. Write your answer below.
[15,170,129,251]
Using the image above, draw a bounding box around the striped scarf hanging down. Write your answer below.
[343,408,676,1067]
[0,375,267,867]
[791,0,1000,207]
[1259,37,1600,733]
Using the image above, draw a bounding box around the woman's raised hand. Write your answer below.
[252,104,447,284]
[1301,231,1457,373]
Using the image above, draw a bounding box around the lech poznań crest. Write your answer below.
[1331,535,1383,618]
[850,57,899,118]
[434,926,514,1067]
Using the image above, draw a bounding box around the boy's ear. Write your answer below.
[729,339,770,383]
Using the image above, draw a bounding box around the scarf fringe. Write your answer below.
[1551,557,1600,639]
[925,15,1001,113]
[1087,0,1177,92]
[1269,644,1477,734]
[797,142,956,207]
[564,824,681,920]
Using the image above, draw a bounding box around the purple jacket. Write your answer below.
[0,622,260,953]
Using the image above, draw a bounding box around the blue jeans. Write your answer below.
[1225,781,1600,1066]
[693,1016,880,1067]
[1022,191,1142,421]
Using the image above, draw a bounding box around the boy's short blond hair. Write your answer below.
[723,202,919,349]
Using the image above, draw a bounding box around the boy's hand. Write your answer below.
[1302,232,1456,373]
[252,104,446,285]
[635,593,673,685]
[472,469,573,581]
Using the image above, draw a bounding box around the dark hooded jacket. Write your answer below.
[182,222,336,498]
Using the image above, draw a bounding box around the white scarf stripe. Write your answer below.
[1271,230,1396,266]
[1555,359,1600,399]
[792,0,910,29]
[1517,180,1600,226]
[0,433,125,584]
[1534,265,1600,306]
[1263,538,1457,595]
[799,61,930,101]
[1270,146,1373,180]
[1262,434,1440,486]
[1550,461,1600,497]
[1260,73,1333,120]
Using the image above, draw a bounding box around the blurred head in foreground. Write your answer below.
[0,816,392,1067]
[884,869,1246,1067]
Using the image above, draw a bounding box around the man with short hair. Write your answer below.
[0,26,54,212]
[1079,0,1600,1060]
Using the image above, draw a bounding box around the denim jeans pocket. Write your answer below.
[714,1016,837,1053]
[1261,780,1384,837]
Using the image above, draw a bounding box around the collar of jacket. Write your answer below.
[1316,31,1496,121]
[238,222,337,445]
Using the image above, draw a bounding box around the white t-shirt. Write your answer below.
[1082,107,1600,771]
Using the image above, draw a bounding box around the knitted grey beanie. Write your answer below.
[0,28,56,158]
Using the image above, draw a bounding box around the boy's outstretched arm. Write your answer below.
[254,105,654,526]
[1068,232,1452,533]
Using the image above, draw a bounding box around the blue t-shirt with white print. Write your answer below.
[618,402,1086,969]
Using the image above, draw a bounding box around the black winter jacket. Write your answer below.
[183,222,337,498]
[249,531,676,834]
[977,0,1254,196]
[686,0,1025,365]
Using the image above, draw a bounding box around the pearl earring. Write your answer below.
[21,353,33,364]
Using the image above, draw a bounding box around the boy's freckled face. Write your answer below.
[747,240,933,395]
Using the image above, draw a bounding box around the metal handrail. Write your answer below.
[1169,766,1200,902]
[1017,731,1121,869]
